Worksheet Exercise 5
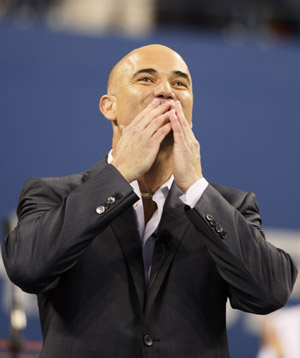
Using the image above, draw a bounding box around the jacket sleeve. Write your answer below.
[1,163,138,294]
[185,184,298,315]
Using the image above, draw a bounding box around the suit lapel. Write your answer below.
[145,182,191,316]
[110,207,146,310]
[83,157,190,315]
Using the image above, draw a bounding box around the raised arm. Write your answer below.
[185,183,297,314]
[1,161,137,294]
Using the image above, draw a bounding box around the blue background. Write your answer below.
[0,24,300,357]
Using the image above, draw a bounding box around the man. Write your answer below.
[2,44,297,358]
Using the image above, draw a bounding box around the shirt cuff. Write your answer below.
[179,178,209,208]
[256,347,280,358]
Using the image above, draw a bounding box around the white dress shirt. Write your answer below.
[107,150,208,283]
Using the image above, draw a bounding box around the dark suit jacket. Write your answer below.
[2,156,297,358]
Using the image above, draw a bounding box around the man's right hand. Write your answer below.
[111,98,173,183]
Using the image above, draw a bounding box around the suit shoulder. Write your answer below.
[20,156,109,201]
[16,173,85,221]
[20,172,85,201]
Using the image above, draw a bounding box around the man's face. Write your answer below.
[109,45,193,130]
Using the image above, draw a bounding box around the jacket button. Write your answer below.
[143,335,154,347]
[209,219,217,227]
[107,196,116,204]
[220,230,228,239]
[215,224,223,233]
[205,214,214,221]
[96,206,105,214]
[114,192,122,199]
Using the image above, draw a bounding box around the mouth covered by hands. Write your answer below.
[111,98,203,193]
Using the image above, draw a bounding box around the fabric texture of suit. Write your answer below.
[2,155,297,358]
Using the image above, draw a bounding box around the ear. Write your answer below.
[99,95,116,121]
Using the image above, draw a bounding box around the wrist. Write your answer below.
[110,161,134,183]
[181,174,203,194]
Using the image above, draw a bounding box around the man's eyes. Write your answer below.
[138,77,153,83]
[137,77,188,87]
[173,81,187,87]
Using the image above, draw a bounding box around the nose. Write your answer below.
[153,79,175,100]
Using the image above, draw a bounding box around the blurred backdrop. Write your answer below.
[0,1,300,357]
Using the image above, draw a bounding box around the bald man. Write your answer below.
[2,45,297,358]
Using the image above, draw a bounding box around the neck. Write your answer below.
[111,129,174,193]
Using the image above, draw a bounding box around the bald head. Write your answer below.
[100,43,194,142]
[107,44,191,95]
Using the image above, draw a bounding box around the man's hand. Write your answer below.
[169,100,203,193]
[111,98,173,182]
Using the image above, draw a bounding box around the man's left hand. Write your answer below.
[169,100,203,193]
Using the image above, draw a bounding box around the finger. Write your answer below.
[174,100,196,140]
[174,101,188,126]
[146,110,174,137]
[151,122,172,143]
[169,110,185,144]
[131,99,174,129]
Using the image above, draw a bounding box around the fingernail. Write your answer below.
[152,98,160,106]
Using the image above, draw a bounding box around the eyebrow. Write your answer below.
[132,68,157,78]
[173,70,191,85]
[132,68,191,85]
